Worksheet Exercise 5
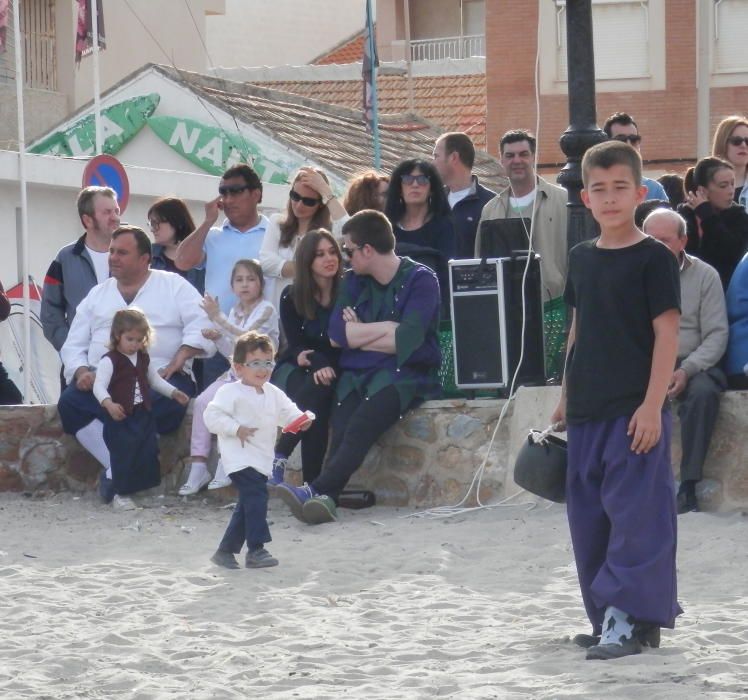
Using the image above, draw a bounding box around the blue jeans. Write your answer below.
[218,466,271,553]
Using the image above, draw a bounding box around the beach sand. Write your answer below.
[1,491,747,699]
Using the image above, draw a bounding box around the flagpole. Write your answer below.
[366,0,381,169]
[91,0,103,153]
[12,0,31,402]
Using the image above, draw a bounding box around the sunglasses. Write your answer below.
[341,244,363,258]
[728,136,748,147]
[218,184,251,197]
[401,174,430,186]
[241,360,276,370]
[289,189,322,207]
[612,134,642,145]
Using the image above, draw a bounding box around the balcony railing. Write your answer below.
[409,34,485,62]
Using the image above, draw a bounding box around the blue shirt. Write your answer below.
[203,215,269,313]
[643,177,668,202]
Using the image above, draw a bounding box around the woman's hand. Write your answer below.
[342,306,360,324]
[202,328,222,341]
[298,167,333,199]
[313,367,336,386]
[684,188,709,209]
[200,293,221,320]
[297,349,314,367]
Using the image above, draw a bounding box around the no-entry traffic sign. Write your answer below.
[82,154,130,213]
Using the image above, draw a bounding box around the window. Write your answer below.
[714,0,748,74]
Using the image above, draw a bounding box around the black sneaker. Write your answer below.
[574,624,660,649]
[210,549,240,569]
[586,636,642,660]
[245,547,279,568]
[677,490,699,514]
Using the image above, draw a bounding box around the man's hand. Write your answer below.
[627,403,662,454]
[313,367,336,386]
[204,196,223,227]
[171,389,190,406]
[297,349,314,367]
[102,398,126,421]
[159,359,184,381]
[549,400,567,433]
[236,425,257,446]
[667,368,688,400]
[74,368,96,392]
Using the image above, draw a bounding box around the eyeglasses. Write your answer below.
[401,174,430,186]
[241,360,276,370]
[612,134,642,146]
[218,184,251,197]
[341,244,363,258]
[728,136,748,147]
[148,219,163,231]
[289,189,322,207]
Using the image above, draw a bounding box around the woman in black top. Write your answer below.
[269,229,342,485]
[678,157,748,290]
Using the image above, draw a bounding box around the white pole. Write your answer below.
[91,0,103,154]
[12,0,31,403]
[404,0,414,113]
[696,0,711,159]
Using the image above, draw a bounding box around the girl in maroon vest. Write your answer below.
[93,308,189,510]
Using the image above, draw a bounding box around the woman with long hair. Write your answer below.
[260,167,348,313]
[344,170,389,214]
[712,115,748,212]
[678,156,748,290]
[268,229,343,486]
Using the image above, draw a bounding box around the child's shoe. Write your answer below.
[267,456,288,488]
[208,459,232,490]
[245,546,279,568]
[210,549,239,569]
[178,462,211,496]
[276,482,318,522]
[112,494,137,511]
[301,495,338,524]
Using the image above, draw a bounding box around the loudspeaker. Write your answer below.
[449,256,545,390]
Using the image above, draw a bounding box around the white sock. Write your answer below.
[600,605,635,646]
[186,461,210,485]
[76,420,112,478]
[213,458,227,482]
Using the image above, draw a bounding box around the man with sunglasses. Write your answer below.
[603,112,668,202]
[176,164,269,384]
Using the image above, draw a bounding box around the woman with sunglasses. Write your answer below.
[268,230,343,487]
[678,156,748,290]
[712,115,748,212]
[384,159,455,314]
[260,167,348,314]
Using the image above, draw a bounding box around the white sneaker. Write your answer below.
[208,459,231,490]
[113,494,137,511]
[178,463,211,496]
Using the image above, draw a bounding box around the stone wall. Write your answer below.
[1,388,747,511]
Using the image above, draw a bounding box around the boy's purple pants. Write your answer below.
[566,412,682,635]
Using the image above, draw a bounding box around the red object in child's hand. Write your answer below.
[283,411,315,434]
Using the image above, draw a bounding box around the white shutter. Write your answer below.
[714,0,748,73]
[556,1,650,81]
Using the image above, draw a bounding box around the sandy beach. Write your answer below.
[1,491,747,699]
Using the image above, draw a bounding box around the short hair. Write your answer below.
[77,186,117,226]
[344,170,389,215]
[147,197,196,244]
[581,140,642,188]
[657,173,686,209]
[230,258,264,291]
[383,158,450,224]
[642,208,688,240]
[634,199,672,229]
[500,129,537,155]
[684,156,734,192]
[108,308,153,351]
[439,132,476,169]
[111,225,153,261]
[233,330,275,364]
[222,164,262,192]
[603,112,638,137]
[342,209,396,254]
[711,115,748,161]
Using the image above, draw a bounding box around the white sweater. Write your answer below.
[203,380,304,476]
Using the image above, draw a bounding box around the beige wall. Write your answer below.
[410,0,460,39]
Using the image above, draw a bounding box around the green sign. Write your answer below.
[30,94,160,157]
[147,115,290,183]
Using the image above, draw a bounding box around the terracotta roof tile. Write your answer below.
[313,31,366,65]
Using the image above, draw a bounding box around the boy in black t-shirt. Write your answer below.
[551,141,682,660]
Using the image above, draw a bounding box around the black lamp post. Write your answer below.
[557,0,607,250]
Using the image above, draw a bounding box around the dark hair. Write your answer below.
[77,186,117,226]
[231,258,264,292]
[344,170,389,214]
[684,156,734,193]
[291,229,342,320]
[147,197,196,244]
[384,159,450,224]
[603,112,638,137]
[108,308,152,351]
[500,129,537,155]
[233,330,275,363]
[342,209,396,254]
[112,225,152,261]
[222,164,262,192]
[439,132,476,169]
[581,140,642,188]
[634,199,672,229]
[279,168,333,247]
[656,174,686,209]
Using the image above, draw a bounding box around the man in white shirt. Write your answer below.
[41,186,121,352]
[58,226,215,501]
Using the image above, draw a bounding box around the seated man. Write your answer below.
[58,225,215,506]
[276,210,442,524]
[643,209,728,513]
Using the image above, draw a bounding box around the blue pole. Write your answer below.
[366,0,381,169]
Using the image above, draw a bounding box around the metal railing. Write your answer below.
[409,34,485,61]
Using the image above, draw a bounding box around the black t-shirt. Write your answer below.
[734,185,743,204]
[563,236,681,424]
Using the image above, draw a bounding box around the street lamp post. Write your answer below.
[557,0,607,250]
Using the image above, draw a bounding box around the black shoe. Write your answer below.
[677,490,699,514]
[574,624,659,649]
[586,636,642,660]
[210,549,239,569]
[245,547,279,568]
[98,474,115,504]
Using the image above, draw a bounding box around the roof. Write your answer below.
[312,29,366,65]
[253,73,489,150]
[154,65,506,191]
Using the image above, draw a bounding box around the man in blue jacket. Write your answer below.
[433,132,496,259]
